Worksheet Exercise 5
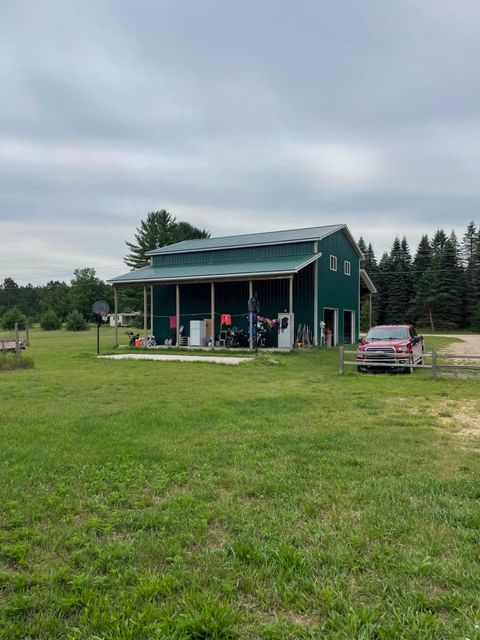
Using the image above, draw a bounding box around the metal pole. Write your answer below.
[249,280,253,351]
[369,293,372,329]
[176,284,180,348]
[150,285,153,338]
[211,282,215,349]
[114,286,119,348]
[143,285,148,347]
[97,322,100,356]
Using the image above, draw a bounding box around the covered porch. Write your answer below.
[109,253,320,350]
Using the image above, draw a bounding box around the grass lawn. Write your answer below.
[1,328,480,639]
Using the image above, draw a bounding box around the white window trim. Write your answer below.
[344,260,351,276]
[330,255,337,271]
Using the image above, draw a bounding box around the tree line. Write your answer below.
[1,213,479,333]
[0,211,208,331]
[359,221,480,331]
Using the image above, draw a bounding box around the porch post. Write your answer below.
[313,243,318,346]
[143,285,148,346]
[114,286,119,348]
[211,282,215,349]
[369,293,372,329]
[289,275,294,349]
[249,280,253,350]
[150,286,153,337]
[176,284,180,348]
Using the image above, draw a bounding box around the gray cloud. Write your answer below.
[1,0,480,283]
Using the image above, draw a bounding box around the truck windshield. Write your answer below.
[366,327,409,340]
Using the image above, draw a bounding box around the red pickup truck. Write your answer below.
[356,324,424,373]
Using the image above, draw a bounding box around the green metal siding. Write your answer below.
[152,284,176,341]
[317,231,360,344]
[294,262,315,338]
[152,242,314,267]
[152,274,313,347]
[150,228,361,347]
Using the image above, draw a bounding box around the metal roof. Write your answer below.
[146,223,347,256]
[108,254,320,285]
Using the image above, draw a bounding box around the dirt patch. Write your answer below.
[409,398,480,438]
[441,334,480,358]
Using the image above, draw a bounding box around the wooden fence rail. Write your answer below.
[339,346,480,379]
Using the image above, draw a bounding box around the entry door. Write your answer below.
[343,310,355,344]
[323,308,338,346]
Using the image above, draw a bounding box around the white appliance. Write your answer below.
[278,313,294,348]
[190,320,207,346]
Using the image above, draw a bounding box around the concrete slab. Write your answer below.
[98,353,250,365]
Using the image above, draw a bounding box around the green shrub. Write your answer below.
[0,354,34,371]
[1,307,27,331]
[40,309,62,331]
[65,310,88,332]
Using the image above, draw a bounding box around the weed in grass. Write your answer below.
[254,352,281,367]
[172,593,239,639]
[0,542,29,566]
[0,354,34,371]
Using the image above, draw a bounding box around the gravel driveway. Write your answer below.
[423,334,480,357]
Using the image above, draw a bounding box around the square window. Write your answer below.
[330,255,337,271]
[344,260,351,276]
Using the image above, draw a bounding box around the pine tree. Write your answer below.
[358,239,379,329]
[411,264,441,330]
[376,252,392,324]
[364,243,378,273]
[412,235,463,329]
[357,237,367,258]
[462,222,479,325]
[436,235,463,326]
[413,234,432,285]
[431,229,448,256]
[462,222,477,265]
[383,237,413,323]
[124,210,209,269]
[468,229,480,326]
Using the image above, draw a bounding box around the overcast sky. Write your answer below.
[1,0,480,284]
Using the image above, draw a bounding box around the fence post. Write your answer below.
[15,323,21,357]
[432,347,438,380]
[339,346,345,375]
[25,324,30,346]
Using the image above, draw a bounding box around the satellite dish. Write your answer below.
[92,300,110,316]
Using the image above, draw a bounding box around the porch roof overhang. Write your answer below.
[108,253,321,286]
[360,269,377,295]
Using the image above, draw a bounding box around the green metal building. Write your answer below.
[109,224,376,348]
